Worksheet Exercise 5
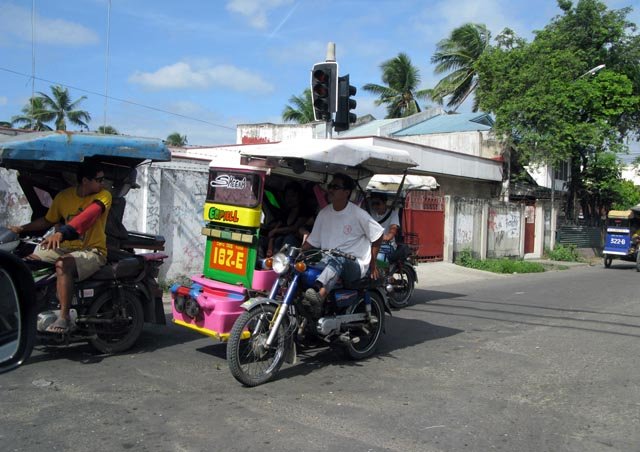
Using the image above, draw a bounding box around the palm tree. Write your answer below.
[97,125,118,135]
[11,97,53,131]
[363,53,432,118]
[430,23,491,112]
[166,132,187,147]
[37,85,91,131]
[282,88,315,123]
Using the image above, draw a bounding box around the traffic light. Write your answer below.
[310,62,338,121]
[334,74,357,132]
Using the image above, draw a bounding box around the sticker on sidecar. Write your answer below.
[209,240,248,275]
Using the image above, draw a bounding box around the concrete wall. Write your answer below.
[396,130,502,160]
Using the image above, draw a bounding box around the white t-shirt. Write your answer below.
[307,202,384,277]
[371,208,400,247]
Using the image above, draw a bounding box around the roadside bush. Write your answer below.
[546,244,582,262]
[456,249,545,274]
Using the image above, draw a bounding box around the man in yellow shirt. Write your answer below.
[10,161,112,333]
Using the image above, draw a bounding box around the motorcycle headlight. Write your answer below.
[271,252,290,274]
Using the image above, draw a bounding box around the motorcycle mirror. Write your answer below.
[0,250,36,373]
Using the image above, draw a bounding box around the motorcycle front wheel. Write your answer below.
[387,264,415,308]
[227,305,287,387]
[87,291,144,354]
[343,291,385,360]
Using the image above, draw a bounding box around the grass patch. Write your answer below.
[457,249,546,274]
[544,244,583,262]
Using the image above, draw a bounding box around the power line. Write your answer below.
[0,66,236,131]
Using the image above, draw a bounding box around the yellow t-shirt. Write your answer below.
[45,187,113,255]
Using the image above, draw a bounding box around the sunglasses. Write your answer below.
[370,200,383,206]
[327,184,346,190]
[93,176,105,183]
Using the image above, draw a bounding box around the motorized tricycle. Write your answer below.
[169,138,417,385]
[603,208,640,271]
[364,174,437,308]
[0,131,170,353]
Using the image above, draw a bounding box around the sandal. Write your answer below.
[45,317,69,334]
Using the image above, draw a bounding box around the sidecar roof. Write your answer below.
[0,131,170,166]
[237,138,418,180]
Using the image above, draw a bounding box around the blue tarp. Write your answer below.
[0,131,170,163]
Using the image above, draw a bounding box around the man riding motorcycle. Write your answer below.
[9,161,112,334]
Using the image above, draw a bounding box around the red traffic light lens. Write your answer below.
[313,69,329,83]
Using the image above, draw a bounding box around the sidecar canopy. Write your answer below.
[237,138,418,180]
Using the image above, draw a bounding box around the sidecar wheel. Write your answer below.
[387,265,415,309]
[88,291,144,354]
[227,305,287,387]
[343,292,385,360]
[604,256,612,268]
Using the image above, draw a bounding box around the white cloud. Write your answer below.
[128,62,274,93]
[0,96,7,106]
[226,0,294,29]
[0,3,99,46]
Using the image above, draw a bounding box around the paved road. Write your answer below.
[1,261,639,451]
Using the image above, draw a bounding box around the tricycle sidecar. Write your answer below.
[603,209,640,270]
[170,138,418,341]
[0,131,171,352]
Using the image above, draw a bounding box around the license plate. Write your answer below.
[209,241,248,275]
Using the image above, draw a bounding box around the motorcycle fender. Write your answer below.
[240,296,282,311]
[370,287,393,317]
[405,262,418,283]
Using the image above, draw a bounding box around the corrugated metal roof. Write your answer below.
[392,112,494,136]
[336,119,398,137]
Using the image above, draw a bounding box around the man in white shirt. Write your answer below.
[302,173,384,317]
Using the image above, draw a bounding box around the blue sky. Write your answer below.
[0,0,638,146]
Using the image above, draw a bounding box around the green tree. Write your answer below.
[166,132,187,146]
[611,179,640,211]
[35,85,91,131]
[475,0,640,222]
[11,97,53,131]
[430,23,492,111]
[363,53,432,118]
[96,125,118,135]
[282,88,315,123]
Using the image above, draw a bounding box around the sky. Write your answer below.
[0,0,638,147]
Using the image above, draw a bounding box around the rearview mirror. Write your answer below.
[0,250,36,373]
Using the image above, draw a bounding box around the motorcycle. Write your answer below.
[0,131,171,354]
[377,241,417,309]
[226,245,388,387]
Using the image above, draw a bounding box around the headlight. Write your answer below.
[271,252,290,274]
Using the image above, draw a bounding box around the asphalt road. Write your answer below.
[1,262,639,452]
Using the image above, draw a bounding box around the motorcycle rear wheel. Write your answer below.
[88,291,144,354]
[343,291,385,360]
[387,265,415,308]
[227,305,287,387]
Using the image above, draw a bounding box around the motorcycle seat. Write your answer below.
[91,256,144,281]
[341,277,377,290]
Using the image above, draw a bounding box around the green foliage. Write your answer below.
[166,132,188,147]
[363,53,433,118]
[97,125,119,135]
[456,249,546,273]
[430,23,492,111]
[282,88,315,124]
[546,244,582,262]
[475,0,640,222]
[611,179,640,210]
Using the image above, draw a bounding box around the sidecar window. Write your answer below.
[207,170,262,208]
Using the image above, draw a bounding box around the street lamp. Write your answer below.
[580,64,605,78]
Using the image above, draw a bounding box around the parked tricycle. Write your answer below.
[0,131,170,353]
[170,139,417,385]
[603,208,640,270]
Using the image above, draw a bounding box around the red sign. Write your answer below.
[209,241,248,276]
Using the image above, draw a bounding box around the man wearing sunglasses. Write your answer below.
[302,173,384,317]
[9,161,112,333]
